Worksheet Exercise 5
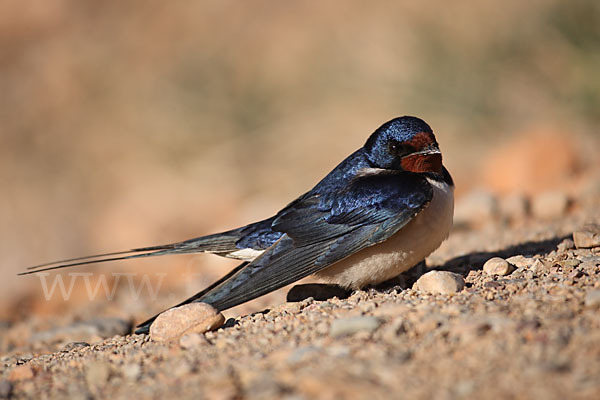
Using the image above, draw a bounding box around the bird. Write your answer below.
[21,116,455,334]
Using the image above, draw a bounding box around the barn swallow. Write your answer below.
[22,116,454,334]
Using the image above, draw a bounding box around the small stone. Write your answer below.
[0,380,12,399]
[557,238,575,253]
[584,290,600,307]
[454,189,498,226]
[483,257,514,276]
[506,255,534,268]
[531,191,569,219]
[287,284,351,302]
[530,259,546,273]
[150,302,225,342]
[573,224,600,249]
[8,365,33,381]
[86,361,110,387]
[499,193,529,220]
[179,332,209,349]
[329,316,383,337]
[413,271,465,294]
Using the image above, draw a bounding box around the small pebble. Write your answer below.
[150,302,225,342]
[531,191,569,219]
[483,257,514,276]
[179,332,209,349]
[329,316,383,337]
[413,271,465,294]
[506,255,534,268]
[557,238,575,253]
[530,259,546,273]
[8,365,33,381]
[584,290,600,308]
[573,224,600,249]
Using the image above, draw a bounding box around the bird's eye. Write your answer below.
[388,141,414,157]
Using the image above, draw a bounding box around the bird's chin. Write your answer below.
[400,153,442,174]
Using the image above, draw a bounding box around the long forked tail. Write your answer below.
[19,231,242,276]
[19,245,178,275]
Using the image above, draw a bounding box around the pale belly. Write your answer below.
[314,178,454,289]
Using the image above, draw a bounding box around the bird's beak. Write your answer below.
[402,145,440,159]
[399,144,442,173]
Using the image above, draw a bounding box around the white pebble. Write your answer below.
[530,259,546,273]
[150,302,225,342]
[413,271,465,295]
[483,257,514,276]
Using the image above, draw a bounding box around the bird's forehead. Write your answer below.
[403,131,437,148]
[383,119,433,141]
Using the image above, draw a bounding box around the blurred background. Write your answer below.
[1,0,599,328]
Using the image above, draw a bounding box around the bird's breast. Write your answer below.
[315,177,454,289]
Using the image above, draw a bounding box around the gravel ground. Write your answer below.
[1,189,600,399]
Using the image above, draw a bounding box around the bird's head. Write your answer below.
[364,116,442,174]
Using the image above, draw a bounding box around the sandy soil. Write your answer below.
[1,188,599,400]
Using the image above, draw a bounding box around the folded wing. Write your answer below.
[136,172,432,332]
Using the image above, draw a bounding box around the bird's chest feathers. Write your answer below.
[316,177,454,289]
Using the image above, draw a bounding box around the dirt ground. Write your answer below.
[2,2,600,399]
[1,181,599,400]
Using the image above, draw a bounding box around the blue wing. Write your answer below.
[203,172,432,308]
[135,171,432,332]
